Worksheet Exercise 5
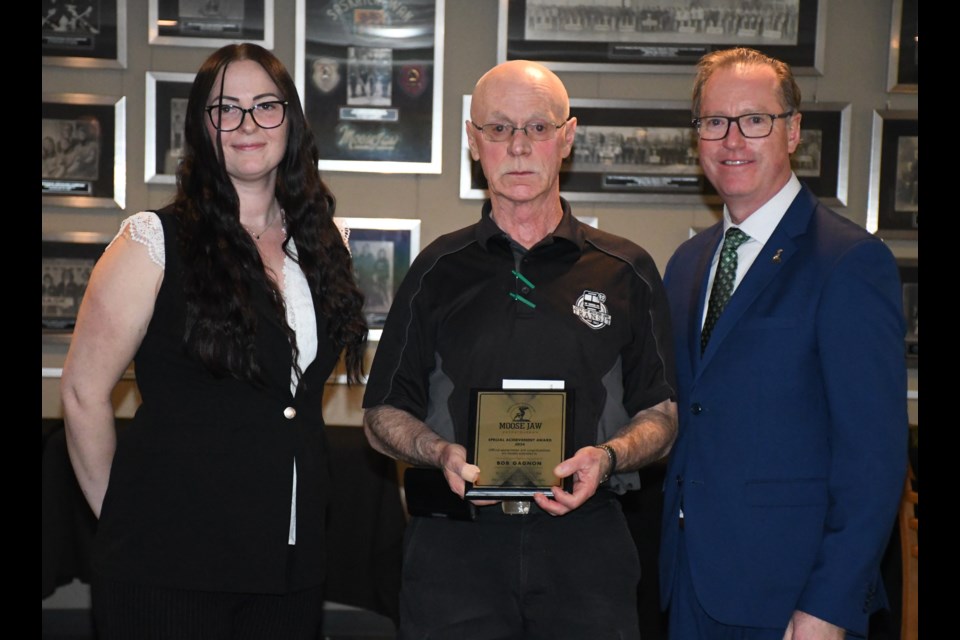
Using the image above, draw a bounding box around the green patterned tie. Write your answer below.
[701,228,750,353]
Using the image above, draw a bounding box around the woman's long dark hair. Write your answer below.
[175,43,366,384]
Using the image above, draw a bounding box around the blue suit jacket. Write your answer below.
[659,185,907,635]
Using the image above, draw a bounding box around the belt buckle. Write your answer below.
[501,500,531,515]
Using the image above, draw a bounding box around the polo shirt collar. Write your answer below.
[476,197,585,253]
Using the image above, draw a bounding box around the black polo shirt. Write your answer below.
[363,199,676,493]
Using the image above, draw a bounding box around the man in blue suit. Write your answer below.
[659,48,907,639]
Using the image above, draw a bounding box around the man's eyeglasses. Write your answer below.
[205,101,289,132]
[692,111,794,141]
[471,118,571,143]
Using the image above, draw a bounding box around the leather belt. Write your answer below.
[501,500,531,515]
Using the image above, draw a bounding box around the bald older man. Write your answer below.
[362,60,678,639]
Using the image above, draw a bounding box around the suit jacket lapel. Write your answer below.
[697,186,817,373]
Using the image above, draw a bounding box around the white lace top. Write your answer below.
[112,211,351,545]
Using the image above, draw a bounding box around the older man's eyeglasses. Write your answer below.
[471,119,571,143]
[205,101,289,132]
[692,111,794,141]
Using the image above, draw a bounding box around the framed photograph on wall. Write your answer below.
[897,257,918,369]
[339,217,421,340]
[148,0,273,48]
[789,102,850,207]
[42,0,127,68]
[146,72,195,184]
[886,0,918,93]
[295,0,445,173]
[461,96,848,206]
[42,232,112,334]
[497,0,825,74]
[42,93,126,209]
[867,110,918,239]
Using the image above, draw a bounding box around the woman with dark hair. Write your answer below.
[61,43,366,638]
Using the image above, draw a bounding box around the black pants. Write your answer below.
[92,579,324,640]
[399,492,641,640]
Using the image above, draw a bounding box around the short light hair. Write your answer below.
[692,47,801,116]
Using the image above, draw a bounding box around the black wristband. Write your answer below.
[594,444,617,483]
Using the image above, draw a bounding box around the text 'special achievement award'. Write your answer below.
[465,388,574,499]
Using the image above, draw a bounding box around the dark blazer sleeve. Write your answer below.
[796,233,907,634]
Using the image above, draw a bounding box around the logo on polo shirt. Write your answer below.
[572,290,612,329]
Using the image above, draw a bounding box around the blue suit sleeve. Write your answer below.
[796,238,908,635]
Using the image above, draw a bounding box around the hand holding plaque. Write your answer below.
[464,389,574,499]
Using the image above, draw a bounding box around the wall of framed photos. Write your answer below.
[42,0,917,424]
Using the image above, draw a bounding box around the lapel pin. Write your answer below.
[772,249,784,264]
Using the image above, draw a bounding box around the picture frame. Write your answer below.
[461,96,849,207]
[339,217,421,341]
[42,0,127,69]
[43,93,126,209]
[886,0,918,93]
[295,0,445,173]
[896,257,918,369]
[148,0,274,48]
[867,110,918,239]
[497,0,825,74]
[790,102,850,207]
[42,232,112,335]
[145,72,196,185]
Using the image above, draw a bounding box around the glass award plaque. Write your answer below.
[465,389,574,499]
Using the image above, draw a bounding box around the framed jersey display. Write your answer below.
[296,0,445,173]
